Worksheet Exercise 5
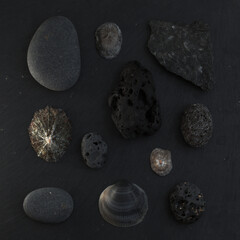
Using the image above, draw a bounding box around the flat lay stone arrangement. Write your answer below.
[23,16,214,226]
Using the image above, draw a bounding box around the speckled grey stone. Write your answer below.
[181,103,213,147]
[23,187,73,223]
[95,22,122,59]
[81,132,108,168]
[27,16,81,91]
[148,20,214,91]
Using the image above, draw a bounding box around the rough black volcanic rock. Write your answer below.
[81,133,108,168]
[148,20,214,91]
[169,182,206,223]
[181,103,213,147]
[27,16,81,91]
[109,61,161,139]
[95,22,122,59]
[23,187,73,223]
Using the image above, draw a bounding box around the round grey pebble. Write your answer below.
[95,22,122,59]
[23,187,73,223]
[27,16,81,91]
[81,132,108,168]
[181,103,213,147]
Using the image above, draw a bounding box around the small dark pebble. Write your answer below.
[109,61,161,139]
[23,187,73,223]
[81,132,108,168]
[27,16,81,91]
[95,22,122,59]
[169,182,206,223]
[148,20,214,91]
[181,103,213,147]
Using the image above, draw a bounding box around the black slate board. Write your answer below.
[0,0,239,239]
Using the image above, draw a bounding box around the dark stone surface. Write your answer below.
[148,20,214,91]
[109,61,161,139]
[169,182,206,223]
[0,0,239,239]
[27,16,81,91]
[95,22,122,59]
[81,132,108,168]
[181,103,213,147]
[23,187,73,223]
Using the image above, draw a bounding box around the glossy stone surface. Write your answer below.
[28,106,71,162]
[148,20,214,91]
[81,132,108,168]
[150,148,172,176]
[169,182,206,223]
[27,16,81,91]
[109,61,161,139]
[95,22,122,59]
[181,103,213,147]
[23,187,73,223]
[99,180,148,227]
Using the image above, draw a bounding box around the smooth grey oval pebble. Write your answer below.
[95,22,122,59]
[27,16,81,91]
[23,187,73,223]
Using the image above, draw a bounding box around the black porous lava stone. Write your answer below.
[148,20,214,91]
[169,182,206,223]
[81,133,108,168]
[23,187,73,223]
[27,16,81,91]
[109,61,161,139]
[181,103,213,147]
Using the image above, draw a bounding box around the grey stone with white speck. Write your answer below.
[95,22,122,59]
[150,148,172,176]
[23,187,73,223]
[148,20,214,91]
[27,16,81,91]
[81,132,108,168]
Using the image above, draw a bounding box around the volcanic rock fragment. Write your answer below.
[148,20,214,90]
[181,103,213,147]
[81,132,108,168]
[169,182,206,223]
[109,61,161,139]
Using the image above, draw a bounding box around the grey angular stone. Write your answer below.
[181,103,213,147]
[169,182,206,223]
[95,22,122,59]
[81,132,108,168]
[27,16,81,91]
[148,20,214,91]
[109,61,161,139]
[23,187,73,223]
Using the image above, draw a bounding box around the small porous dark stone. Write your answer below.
[109,61,161,139]
[169,182,206,223]
[95,22,122,59]
[81,133,108,168]
[27,16,81,91]
[23,187,73,223]
[148,20,214,91]
[181,103,213,147]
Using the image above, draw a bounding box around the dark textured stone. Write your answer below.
[95,22,122,59]
[148,20,214,91]
[109,61,161,139]
[27,16,81,91]
[169,182,206,223]
[81,132,108,168]
[181,103,213,147]
[23,187,73,223]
